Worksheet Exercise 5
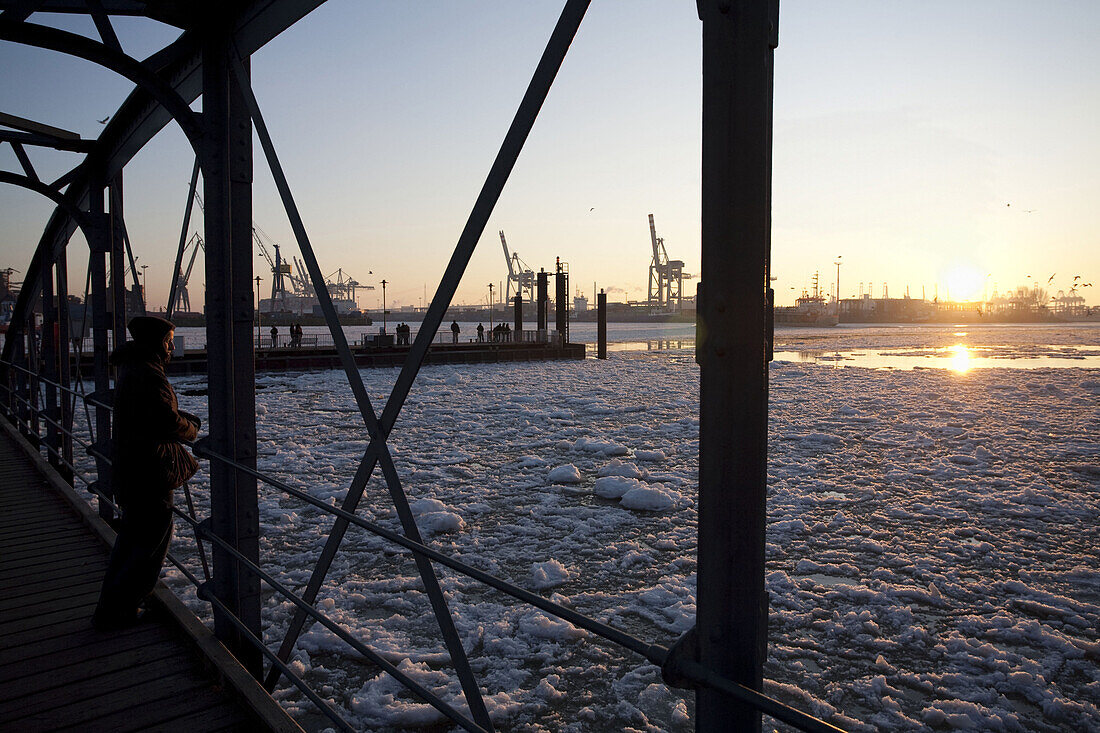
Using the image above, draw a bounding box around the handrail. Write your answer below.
[168,504,489,733]
[0,356,845,733]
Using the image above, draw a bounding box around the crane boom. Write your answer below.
[500,231,518,279]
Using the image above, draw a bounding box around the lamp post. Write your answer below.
[834,256,843,319]
[255,275,262,348]
[380,279,388,334]
[488,283,494,333]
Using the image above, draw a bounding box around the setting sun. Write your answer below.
[943,266,986,303]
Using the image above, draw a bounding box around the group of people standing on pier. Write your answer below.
[395,323,411,345]
[268,323,305,348]
[475,322,514,343]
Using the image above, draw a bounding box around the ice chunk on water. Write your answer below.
[548,464,582,483]
[531,559,570,589]
[597,459,644,479]
[593,476,644,499]
[620,486,675,511]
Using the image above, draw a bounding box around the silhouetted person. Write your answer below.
[476,323,484,342]
[93,316,199,630]
[270,324,279,348]
[450,320,460,343]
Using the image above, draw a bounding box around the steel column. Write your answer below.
[202,16,261,675]
[40,259,60,468]
[56,248,74,480]
[88,175,114,520]
[513,294,522,334]
[108,173,127,344]
[695,1,777,731]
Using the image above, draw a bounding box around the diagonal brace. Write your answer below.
[261,0,591,703]
[227,51,493,730]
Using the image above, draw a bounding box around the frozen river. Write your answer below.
[120,323,1100,730]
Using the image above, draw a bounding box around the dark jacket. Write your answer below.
[109,341,198,503]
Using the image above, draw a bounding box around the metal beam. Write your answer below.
[87,173,113,521]
[55,247,73,480]
[9,140,39,181]
[0,0,191,27]
[201,13,261,676]
[0,129,95,152]
[695,1,777,731]
[85,0,123,53]
[40,258,59,469]
[108,173,126,346]
[0,110,80,139]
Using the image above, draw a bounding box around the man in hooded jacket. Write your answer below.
[93,316,199,630]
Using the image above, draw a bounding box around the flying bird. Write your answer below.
[1047,274,1056,285]
[589,207,595,212]
[96,116,109,124]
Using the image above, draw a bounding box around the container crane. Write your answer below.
[500,230,535,302]
[647,214,692,311]
[168,233,204,316]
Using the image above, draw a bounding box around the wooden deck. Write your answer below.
[0,419,302,732]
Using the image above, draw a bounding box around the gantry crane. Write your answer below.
[500,230,535,302]
[647,213,692,311]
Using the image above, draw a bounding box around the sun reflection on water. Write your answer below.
[950,343,972,373]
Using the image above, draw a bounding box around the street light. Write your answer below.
[380,279,388,334]
[255,275,262,348]
[488,283,494,333]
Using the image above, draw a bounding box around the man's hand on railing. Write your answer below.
[189,435,210,459]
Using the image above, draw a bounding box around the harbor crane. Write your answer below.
[168,233,204,316]
[500,230,535,302]
[647,214,692,310]
[177,189,372,315]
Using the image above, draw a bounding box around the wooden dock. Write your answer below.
[0,419,302,732]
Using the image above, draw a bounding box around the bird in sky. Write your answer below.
[96,116,109,124]
[589,207,595,212]
[1047,274,1056,285]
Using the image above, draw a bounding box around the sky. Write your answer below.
[1,1,1098,310]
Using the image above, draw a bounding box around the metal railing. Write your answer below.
[49,327,562,355]
[0,354,842,733]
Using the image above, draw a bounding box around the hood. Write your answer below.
[109,340,166,367]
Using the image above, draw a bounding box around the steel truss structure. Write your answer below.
[0,2,842,731]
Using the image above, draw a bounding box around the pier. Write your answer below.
[69,339,586,375]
